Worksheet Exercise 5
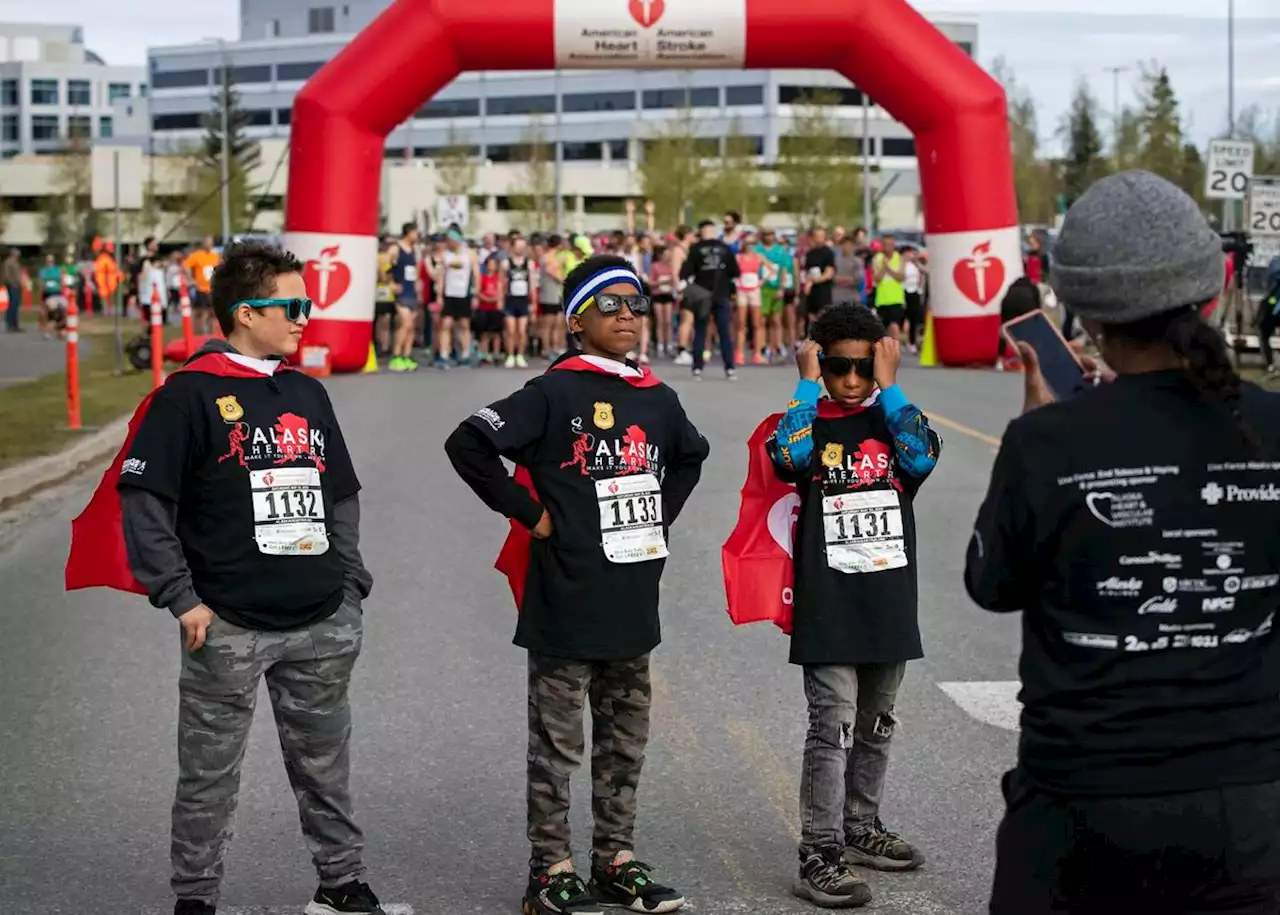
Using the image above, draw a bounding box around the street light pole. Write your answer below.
[1227,0,1235,138]
[1104,65,1130,161]
[218,39,231,244]
[861,91,872,232]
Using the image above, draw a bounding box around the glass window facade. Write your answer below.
[68,80,92,106]
[417,98,480,119]
[642,87,718,109]
[725,85,764,106]
[30,79,58,105]
[151,69,208,90]
[108,82,132,102]
[308,7,335,33]
[31,114,59,140]
[487,95,556,116]
[561,91,634,113]
[881,137,916,157]
[276,61,323,81]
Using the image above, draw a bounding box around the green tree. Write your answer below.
[1134,63,1184,183]
[775,89,862,229]
[1060,79,1107,207]
[991,56,1059,225]
[1113,107,1144,172]
[126,178,165,240]
[508,121,556,230]
[701,119,769,223]
[187,70,262,239]
[637,105,710,228]
[1235,105,1280,175]
[41,139,96,255]
[1178,142,1206,209]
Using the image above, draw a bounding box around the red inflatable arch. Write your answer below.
[285,0,1020,372]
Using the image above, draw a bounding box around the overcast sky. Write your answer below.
[0,0,1274,149]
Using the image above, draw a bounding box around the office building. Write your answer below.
[0,22,146,159]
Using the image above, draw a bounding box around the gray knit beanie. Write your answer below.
[1049,170,1224,324]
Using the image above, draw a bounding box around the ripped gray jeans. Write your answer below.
[799,662,907,851]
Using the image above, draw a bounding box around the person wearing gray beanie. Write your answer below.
[965,169,1280,914]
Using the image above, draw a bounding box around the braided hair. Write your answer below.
[1107,304,1256,448]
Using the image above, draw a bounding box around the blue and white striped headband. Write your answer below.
[564,267,644,326]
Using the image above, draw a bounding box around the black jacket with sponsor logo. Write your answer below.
[445,354,709,660]
[966,371,1280,795]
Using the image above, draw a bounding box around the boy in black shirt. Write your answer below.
[765,305,941,909]
[446,255,709,915]
[102,243,380,915]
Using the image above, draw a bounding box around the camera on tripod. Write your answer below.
[1221,231,1254,287]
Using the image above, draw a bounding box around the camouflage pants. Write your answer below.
[172,597,365,904]
[527,652,652,870]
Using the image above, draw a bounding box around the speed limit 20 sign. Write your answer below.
[1206,139,1255,200]
[1251,177,1280,262]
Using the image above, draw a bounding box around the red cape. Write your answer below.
[64,352,289,594]
[493,356,661,609]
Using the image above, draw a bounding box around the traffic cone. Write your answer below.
[919,312,937,367]
[362,342,379,373]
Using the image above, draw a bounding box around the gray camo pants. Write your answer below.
[799,662,906,851]
[172,597,365,904]
[527,652,652,871]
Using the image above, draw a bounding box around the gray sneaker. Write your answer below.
[844,818,926,871]
[792,846,872,909]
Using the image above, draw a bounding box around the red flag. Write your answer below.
[492,356,660,609]
[65,353,289,594]
[721,413,799,634]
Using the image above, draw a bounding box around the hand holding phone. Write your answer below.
[1001,310,1086,411]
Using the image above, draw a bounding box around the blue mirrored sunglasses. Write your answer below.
[235,297,313,322]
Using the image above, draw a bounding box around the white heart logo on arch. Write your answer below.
[767,493,802,557]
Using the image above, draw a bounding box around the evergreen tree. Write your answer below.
[1178,142,1206,209]
[1113,108,1144,172]
[1135,63,1183,183]
[187,69,262,239]
[1060,79,1107,206]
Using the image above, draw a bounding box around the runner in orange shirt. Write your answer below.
[183,236,221,334]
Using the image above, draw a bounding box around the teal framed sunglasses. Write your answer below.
[235,297,313,322]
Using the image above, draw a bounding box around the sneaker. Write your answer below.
[304,880,385,915]
[673,351,693,366]
[505,355,517,368]
[752,353,766,365]
[844,818,925,871]
[174,901,216,915]
[692,369,703,381]
[516,354,529,368]
[590,856,685,913]
[726,368,738,382]
[387,357,406,372]
[793,847,872,909]
[523,870,604,915]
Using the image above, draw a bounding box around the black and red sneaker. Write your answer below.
[589,856,685,913]
[523,870,605,915]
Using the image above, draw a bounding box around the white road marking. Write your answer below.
[937,680,1022,731]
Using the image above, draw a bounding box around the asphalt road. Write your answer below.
[0,358,1028,915]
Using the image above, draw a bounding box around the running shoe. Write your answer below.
[505,355,517,368]
[673,351,693,366]
[726,368,738,382]
[692,369,703,381]
[844,818,925,871]
[304,879,385,914]
[523,870,604,915]
[174,901,215,915]
[516,354,529,368]
[793,846,871,909]
[589,856,685,913]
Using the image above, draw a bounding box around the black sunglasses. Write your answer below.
[237,297,313,322]
[594,292,651,317]
[819,352,875,380]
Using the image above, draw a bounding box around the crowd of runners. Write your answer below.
[373,212,931,377]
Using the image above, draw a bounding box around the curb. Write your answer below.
[0,415,130,511]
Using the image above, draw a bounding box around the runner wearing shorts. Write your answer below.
[503,239,533,368]
[437,227,479,367]
[736,231,765,364]
[757,228,791,363]
[388,223,422,372]
[183,236,220,335]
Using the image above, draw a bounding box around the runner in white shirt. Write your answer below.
[436,226,480,367]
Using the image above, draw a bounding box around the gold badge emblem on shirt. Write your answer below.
[821,442,844,469]
[215,395,244,423]
[593,402,615,430]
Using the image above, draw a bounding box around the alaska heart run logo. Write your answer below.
[303,245,352,309]
[952,241,1006,307]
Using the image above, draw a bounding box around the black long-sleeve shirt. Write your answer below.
[445,357,709,660]
[966,371,1280,796]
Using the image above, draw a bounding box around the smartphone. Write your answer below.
[1002,309,1087,400]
